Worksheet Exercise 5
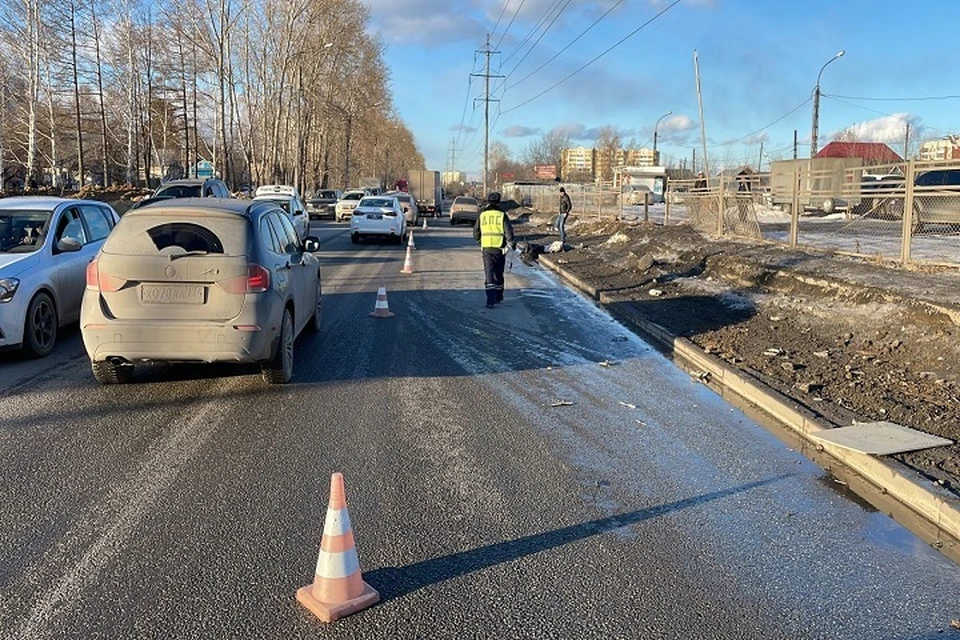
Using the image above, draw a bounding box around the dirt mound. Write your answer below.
[517,214,960,495]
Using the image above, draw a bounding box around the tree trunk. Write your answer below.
[91,2,109,186]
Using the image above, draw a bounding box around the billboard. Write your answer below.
[534,164,557,180]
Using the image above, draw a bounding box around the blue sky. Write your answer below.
[363,0,960,178]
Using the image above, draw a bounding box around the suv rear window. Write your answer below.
[155,184,201,198]
[148,222,224,254]
[103,214,248,256]
[317,191,338,199]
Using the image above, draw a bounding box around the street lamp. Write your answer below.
[810,50,844,157]
[652,110,672,166]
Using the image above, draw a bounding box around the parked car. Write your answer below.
[913,169,960,231]
[0,197,120,357]
[350,196,406,244]
[152,178,231,199]
[253,184,309,239]
[387,191,419,226]
[335,190,367,222]
[449,196,480,225]
[80,198,322,385]
[306,189,342,219]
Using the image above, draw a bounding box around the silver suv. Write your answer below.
[81,199,322,384]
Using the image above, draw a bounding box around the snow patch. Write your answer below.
[605,232,631,245]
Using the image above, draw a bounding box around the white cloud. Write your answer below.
[363,0,484,46]
[658,114,696,134]
[832,113,916,144]
[501,125,542,137]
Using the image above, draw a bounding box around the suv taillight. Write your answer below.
[218,264,271,294]
[85,259,126,292]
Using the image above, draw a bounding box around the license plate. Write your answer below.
[368,215,382,220]
[140,284,205,304]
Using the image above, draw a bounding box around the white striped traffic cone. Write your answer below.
[369,286,394,318]
[400,243,414,274]
[296,473,380,622]
[421,217,427,230]
[408,229,416,250]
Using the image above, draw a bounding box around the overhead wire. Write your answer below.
[711,97,812,147]
[501,0,681,115]
[489,0,510,42]
[500,0,566,65]
[506,0,625,91]
[495,0,573,94]
[825,92,960,102]
[495,0,527,50]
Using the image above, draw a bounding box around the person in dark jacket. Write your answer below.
[556,187,572,245]
[473,192,516,308]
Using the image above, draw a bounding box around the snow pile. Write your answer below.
[605,232,631,245]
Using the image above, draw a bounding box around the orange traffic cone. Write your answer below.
[369,286,394,318]
[400,243,414,274]
[421,217,427,230]
[408,229,416,250]
[296,473,380,623]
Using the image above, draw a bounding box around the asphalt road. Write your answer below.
[1,217,959,639]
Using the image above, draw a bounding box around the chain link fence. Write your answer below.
[658,160,960,268]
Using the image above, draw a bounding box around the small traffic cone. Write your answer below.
[369,286,394,318]
[408,229,416,250]
[296,473,380,623]
[421,217,427,230]
[400,243,414,274]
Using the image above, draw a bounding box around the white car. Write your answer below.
[387,191,420,226]
[0,196,120,357]
[335,190,367,222]
[350,196,407,244]
[254,185,309,239]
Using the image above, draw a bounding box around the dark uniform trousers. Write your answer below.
[482,248,506,306]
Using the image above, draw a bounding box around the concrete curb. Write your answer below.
[539,254,960,552]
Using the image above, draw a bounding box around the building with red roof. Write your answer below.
[815,141,903,165]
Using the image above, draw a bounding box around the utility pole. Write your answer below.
[472,35,502,197]
[447,138,457,175]
[693,49,710,179]
[793,130,798,160]
[904,122,910,160]
[758,141,764,172]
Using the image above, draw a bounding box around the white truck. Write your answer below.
[407,170,442,217]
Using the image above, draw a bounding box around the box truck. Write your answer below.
[408,170,442,217]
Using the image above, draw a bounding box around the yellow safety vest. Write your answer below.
[479,209,505,249]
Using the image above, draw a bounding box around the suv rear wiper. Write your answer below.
[169,250,210,260]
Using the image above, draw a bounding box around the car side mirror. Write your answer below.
[56,237,83,253]
[303,236,321,253]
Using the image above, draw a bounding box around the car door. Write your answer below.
[274,211,313,331]
[51,207,92,323]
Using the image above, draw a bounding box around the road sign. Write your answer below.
[196,160,214,178]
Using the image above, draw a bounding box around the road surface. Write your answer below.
[1,219,958,639]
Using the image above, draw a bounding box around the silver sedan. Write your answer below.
[0,196,120,357]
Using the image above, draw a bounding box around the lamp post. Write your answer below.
[652,111,672,166]
[810,50,844,157]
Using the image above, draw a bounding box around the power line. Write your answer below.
[713,97,812,147]
[507,0,625,91]
[489,0,510,42]
[496,0,573,94]
[495,0,527,50]
[822,94,894,118]
[825,92,960,102]
[453,74,476,152]
[502,0,681,115]
[501,0,565,65]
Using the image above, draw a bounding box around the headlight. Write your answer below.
[0,277,20,303]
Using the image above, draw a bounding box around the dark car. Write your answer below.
[153,178,231,199]
[307,189,342,220]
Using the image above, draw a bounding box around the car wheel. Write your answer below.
[351,233,360,244]
[261,308,294,384]
[450,217,456,226]
[308,280,322,333]
[92,360,133,385]
[22,291,57,358]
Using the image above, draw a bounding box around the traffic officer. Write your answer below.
[473,192,515,309]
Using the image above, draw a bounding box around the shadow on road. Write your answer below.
[365,474,793,601]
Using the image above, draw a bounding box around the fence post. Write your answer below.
[789,164,800,248]
[619,184,624,222]
[716,173,725,236]
[901,159,915,264]
[597,182,602,220]
[644,191,650,222]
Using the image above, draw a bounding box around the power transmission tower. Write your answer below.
[447,138,457,175]
[472,35,503,196]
